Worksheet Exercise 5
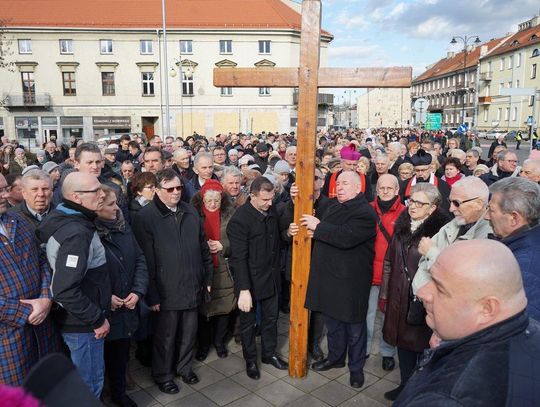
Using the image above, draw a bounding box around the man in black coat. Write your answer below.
[227,176,288,380]
[132,169,213,394]
[302,171,377,388]
[396,240,539,406]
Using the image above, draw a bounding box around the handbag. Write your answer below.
[400,241,427,326]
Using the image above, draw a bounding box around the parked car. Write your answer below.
[485,130,507,140]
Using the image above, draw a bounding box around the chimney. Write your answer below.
[447,51,455,59]
[480,45,488,57]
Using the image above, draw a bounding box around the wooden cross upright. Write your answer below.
[214,0,412,378]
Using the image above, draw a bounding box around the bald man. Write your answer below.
[303,171,377,388]
[395,240,539,406]
[37,172,111,397]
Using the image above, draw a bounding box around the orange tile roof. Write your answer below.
[3,0,332,37]
[414,37,506,82]
[486,24,540,58]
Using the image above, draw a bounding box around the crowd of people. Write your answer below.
[0,126,539,406]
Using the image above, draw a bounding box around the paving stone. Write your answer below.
[383,366,401,384]
[335,371,379,391]
[363,355,388,379]
[165,392,218,407]
[260,360,290,378]
[338,393,387,407]
[127,389,159,407]
[200,378,250,406]
[358,378,395,406]
[255,379,306,406]
[282,370,330,393]
[207,353,245,376]
[230,368,278,391]
[191,365,226,390]
[311,381,357,406]
[130,367,155,389]
[276,334,290,357]
[285,394,331,406]
[146,380,194,405]
[316,364,350,380]
[226,393,273,407]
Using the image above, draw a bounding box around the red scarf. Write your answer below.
[202,207,221,267]
[444,173,462,187]
[328,170,366,198]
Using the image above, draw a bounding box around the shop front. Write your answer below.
[60,116,84,144]
[92,116,131,140]
[15,116,39,148]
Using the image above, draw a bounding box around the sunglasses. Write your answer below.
[448,196,478,208]
[161,185,183,193]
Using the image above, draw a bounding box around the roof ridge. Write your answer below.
[266,0,298,29]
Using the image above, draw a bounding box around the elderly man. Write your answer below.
[371,154,390,191]
[367,174,404,370]
[227,176,288,380]
[37,172,110,397]
[171,148,194,180]
[485,177,540,320]
[132,169,213,394]
[10,169,53,230]
[44,141,64,164]
[284,146,297,174]
[386,142,406,177]
[464,148,480,174]
[303,171,376,388]
[520,158,540,183]
[413,176,491,292]
[481,150,520,186]
[395,240,539,406]
[189,151,218,192]
[0,173,57,385]
[221,166,247,207]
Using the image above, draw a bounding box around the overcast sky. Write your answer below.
[303,0,540,102]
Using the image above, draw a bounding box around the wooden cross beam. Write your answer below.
[214,0,412,378]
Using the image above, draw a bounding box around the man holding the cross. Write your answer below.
[301,171,376,388]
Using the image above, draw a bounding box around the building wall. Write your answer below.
[0,27,330,146]
[357,88,411,129]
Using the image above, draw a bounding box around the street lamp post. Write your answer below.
[344,90,356,128]
[161,0,171,138]
[450,35,481,129]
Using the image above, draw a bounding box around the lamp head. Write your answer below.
[474,36,481,44]
[450,37,457,45]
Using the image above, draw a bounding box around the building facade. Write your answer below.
[477,16,540,133]
[356,88,411,129]
[0,0,333,147]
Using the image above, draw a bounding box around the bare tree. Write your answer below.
[0,19,14,105]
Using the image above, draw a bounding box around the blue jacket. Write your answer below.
[503,223,540,321]
[395,312,540,407]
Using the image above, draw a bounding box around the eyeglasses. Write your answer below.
[408,198,431,208]
[75,187,102,194]
[448,196,478,208]
[161,185,183,193]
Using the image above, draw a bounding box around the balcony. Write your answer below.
[478,96,492,104]
[293,92,334,106]
[3,93,51,109]
[480,71,493,81]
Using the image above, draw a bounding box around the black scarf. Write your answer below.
[62,198,98,221]
[377,196,398,214]
[95,210,126,238]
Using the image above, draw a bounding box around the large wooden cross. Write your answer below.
[214,0,411,378]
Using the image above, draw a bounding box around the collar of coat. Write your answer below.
[394,209,450,244]
[153,193,186,217]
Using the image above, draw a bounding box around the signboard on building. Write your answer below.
[60,116,84,127]
[425,113,442,130]
[42,117,58,126]
[92,116,131,129]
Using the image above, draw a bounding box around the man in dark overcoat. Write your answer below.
[302,171,376,388]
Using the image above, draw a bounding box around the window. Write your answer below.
[507,81,512,88]
[500,58,504,71]
[259,40,271,54]
[101,72,115,95]
[484,109,488,122]
[59,39,73,54]
[469,93,473,103]
[532,49,540,58]
[220,40,232,54]
[516,79,520,88]
[140,40,153,55]
[21,72,35,103]
[516,53,521,67]
[499,83,504,93]
[504,107,510,121]
[142,72,154,96]
[529,95,535,107]
[18,39,32,54]
[532,63,537,79]
[512,106,518,121]
[496,108,502,121]
[259,87,271,96]
[507,56,513,69]
[182,72,194,96]
[180,40,192,54]
[62,72,76,95]
[488,61,492,73]
[220,87,233,96]
[100,39,113,54]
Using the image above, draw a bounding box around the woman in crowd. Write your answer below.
[96,185,148,407]
[357,156,371,175]
[379,183,449,401]
[406,142,420,161]
[441,157,463,188]
[9,147,33,174]
[128,172,157,220]
[191,180,236,361]
[398,162,414,182]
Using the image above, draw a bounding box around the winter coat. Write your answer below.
[413,216,492,292]
[395,313,540,407]
[501,223,540,321]
[9,201,51,232]
[305,194,376,323]
[99,224,148,341]
[370,198,405,286]
[0,212,59,385]
[226,200,282,300]
[480,163,521,186]
[131,195,213,310]
[37,201,111,333]
[380,209,449,352]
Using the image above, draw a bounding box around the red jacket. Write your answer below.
[370,198,405,285]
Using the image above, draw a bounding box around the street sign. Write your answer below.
[425,112,442,130]
[458,124,468,134]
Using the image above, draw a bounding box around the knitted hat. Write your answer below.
[22,165,40,175]
[42,161,59,174]
[201,179,223,197]
[273,160,291,174]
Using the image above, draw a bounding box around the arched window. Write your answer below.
[532,48,540,58]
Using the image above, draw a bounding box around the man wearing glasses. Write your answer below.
[480,150,521,186]
[37,172,110,397]
[132,169,213,395]
[412,176,492,294]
